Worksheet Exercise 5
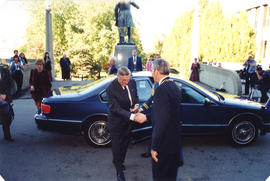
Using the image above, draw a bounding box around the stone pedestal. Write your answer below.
[114,44,137,68]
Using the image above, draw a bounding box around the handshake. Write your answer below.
[130,104,147,124]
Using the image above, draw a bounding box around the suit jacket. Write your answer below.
[108,65,118,75]
[106,78,139,131]
[151,77,182,154]
[128,56,142,72]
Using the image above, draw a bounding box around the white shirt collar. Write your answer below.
[159,76,169,85]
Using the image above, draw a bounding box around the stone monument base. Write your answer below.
[114,44,137,68]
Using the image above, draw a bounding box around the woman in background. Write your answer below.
[9,55,24,96]
[29,59,52,113]
[44,52,52,81]
[189,58,200,82]
[19,52,28,65]
[145,55,154,71]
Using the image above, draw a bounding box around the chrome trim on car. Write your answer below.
[131,126,152,133]
[36,116,82,123]
[228,112,263,126]
[182,124,227,127]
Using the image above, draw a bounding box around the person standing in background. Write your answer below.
[44,52,52,81]
[243,55,256,95]
[29,59,52,113]
[128,49,142,72]
[0,62,14,141]
[60,53,71,80]
[9,50,21,63]
[9,55,24,96]
[189,58,200,82]
[146,55,154,71]
[108,56,118,75]
[19,52,28,65]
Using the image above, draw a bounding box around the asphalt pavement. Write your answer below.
[0,80,270,181]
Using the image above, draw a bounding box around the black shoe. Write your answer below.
[121,164,125,171]
[5,137,14,141]
[141,152,150,158]
[117,171,126,181]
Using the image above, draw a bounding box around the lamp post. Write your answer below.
[190,1,200,67]
[45,1,54,80]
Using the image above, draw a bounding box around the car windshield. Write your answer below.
[78,76,115,95]
[184,80,220,101]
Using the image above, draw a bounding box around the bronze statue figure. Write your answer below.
[115,0,139,45]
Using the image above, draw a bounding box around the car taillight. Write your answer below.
[41,104,51,114]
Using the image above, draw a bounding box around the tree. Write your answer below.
[21,0,145,79]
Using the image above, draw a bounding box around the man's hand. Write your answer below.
[30,85,35,92]
[130,104,139,113]
[134,113,147,123]
[0,94,6,100]
[151,150,158,163]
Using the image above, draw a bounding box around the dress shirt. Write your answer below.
[122,85,135,121]
[159,76,169,85]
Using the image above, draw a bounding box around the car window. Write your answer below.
[174,81,205,104]
[135,80,152,103]
[99,79,152,103]
[100,91,108,102]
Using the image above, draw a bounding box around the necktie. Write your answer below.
[125,85,133,106]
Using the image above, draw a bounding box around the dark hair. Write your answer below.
[19,52,25,57]
[13,55,19,60]
[44,52,50,60]
[14,50,18,53]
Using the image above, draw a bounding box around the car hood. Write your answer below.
[222,97,264,110]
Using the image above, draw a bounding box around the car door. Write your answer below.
[174,81,226,135]
[131,78,153,143]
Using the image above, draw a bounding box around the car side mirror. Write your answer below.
[204,98,212,106]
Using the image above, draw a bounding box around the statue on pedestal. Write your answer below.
[115,0,139,45]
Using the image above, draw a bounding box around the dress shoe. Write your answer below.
[5,137,14,141]
[141,152,150,158]
[121,164,126,171]
[116,171,126,181]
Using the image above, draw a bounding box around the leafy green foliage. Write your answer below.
[159,0,257,79]
[21,0,144,79]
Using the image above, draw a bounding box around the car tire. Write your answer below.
[83,118,111,147]
[229,118,258,145]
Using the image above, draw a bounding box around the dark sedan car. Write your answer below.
[35,72,270,147]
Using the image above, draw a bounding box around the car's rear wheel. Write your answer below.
[230,118,258,145]
[84,118,111,147]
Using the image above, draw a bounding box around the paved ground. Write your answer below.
[1,80,270,181]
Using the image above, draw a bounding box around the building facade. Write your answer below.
[245,1,270,68]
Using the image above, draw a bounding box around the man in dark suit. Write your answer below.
[106,66,146,181]
[151,59,182,181]
[128,49,142,72]
[0,63,14,141]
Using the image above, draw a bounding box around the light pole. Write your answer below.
[190,0,200,67]
[45,2,54,80]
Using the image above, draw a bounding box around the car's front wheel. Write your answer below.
[84,118,111,147]
[230,118,258,145]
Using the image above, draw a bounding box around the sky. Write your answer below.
[0,0,262,58]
